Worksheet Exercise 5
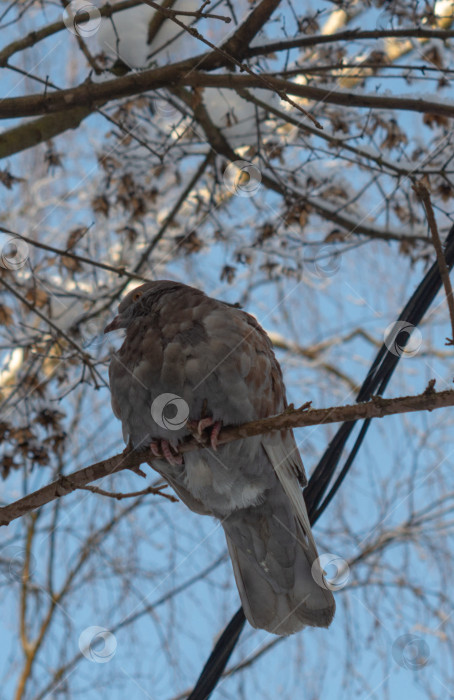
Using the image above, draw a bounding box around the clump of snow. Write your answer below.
[97,0,199,69]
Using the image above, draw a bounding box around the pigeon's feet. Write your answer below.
[149,439,183,465]
[189,417,222,451]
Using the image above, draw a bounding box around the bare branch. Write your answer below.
[246,27,454,57]
[0,225,150,282]
[2,64,453,122]
[0,276,107,389]
[78,482,178,502]
[413,181,454,344]
[2,388,454,527]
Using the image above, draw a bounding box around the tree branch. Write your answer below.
[222,0,282,58]
[142,0,321,127]
[1,388,453,527]
[77,482,178,502]
[246,27,454,57]
[0,225,150,282]
[0,0,145,66]
[0,107,93,160]
[0,276,107,389]
[413,181,454,345]
[177,86,427,244]
[2,67,454,121]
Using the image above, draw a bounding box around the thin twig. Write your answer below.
[0,225,150,282]
[0,276,107,388]
[78,483,178,502]
[135,150,214,269]
[154,0,231,23]
[412,180,454,345]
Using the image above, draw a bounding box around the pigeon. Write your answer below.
[104,280,335,635]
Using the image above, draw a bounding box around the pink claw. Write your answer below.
[162,440,183,465]
[193,417,222,451]
[149,439,183,465]
[208,421,222,451]
[196,416,215,435]
[150,440,162,458]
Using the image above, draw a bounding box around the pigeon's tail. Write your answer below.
[222,479,335,636]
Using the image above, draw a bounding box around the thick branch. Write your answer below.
[0,0,282,156]
[222,0,282,58]
[2,68,454,121]
[0,107,92,160]
[1,388,453,527]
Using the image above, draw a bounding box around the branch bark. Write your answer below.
[1,68,454,120]
[0,107,93,160]
[1,388,453,527]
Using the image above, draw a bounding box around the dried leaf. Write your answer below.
[10,426,34,444]
[61,255,82,272]
[0,305,13,325]
[255,222,275,244]
[36,408,65,430]
[220,265,236,284]
[380,118,408,150]
[175,231,204,255]
[45,145,63,171]
[0,169,24,189]
[438,182,454,201]
[423,113,450,129]
[29,445,49,466]
[116,225,138,243]
[92,195,110,217]
[1,454,16,479]
[25,287,49,309]
[325,229,346,242]
[66,227,87,250]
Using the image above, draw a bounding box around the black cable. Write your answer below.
[187,224,454,700]
[307,222,454,519]
[187,608,246,700]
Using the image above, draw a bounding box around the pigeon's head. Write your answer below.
[104,280,181,333]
